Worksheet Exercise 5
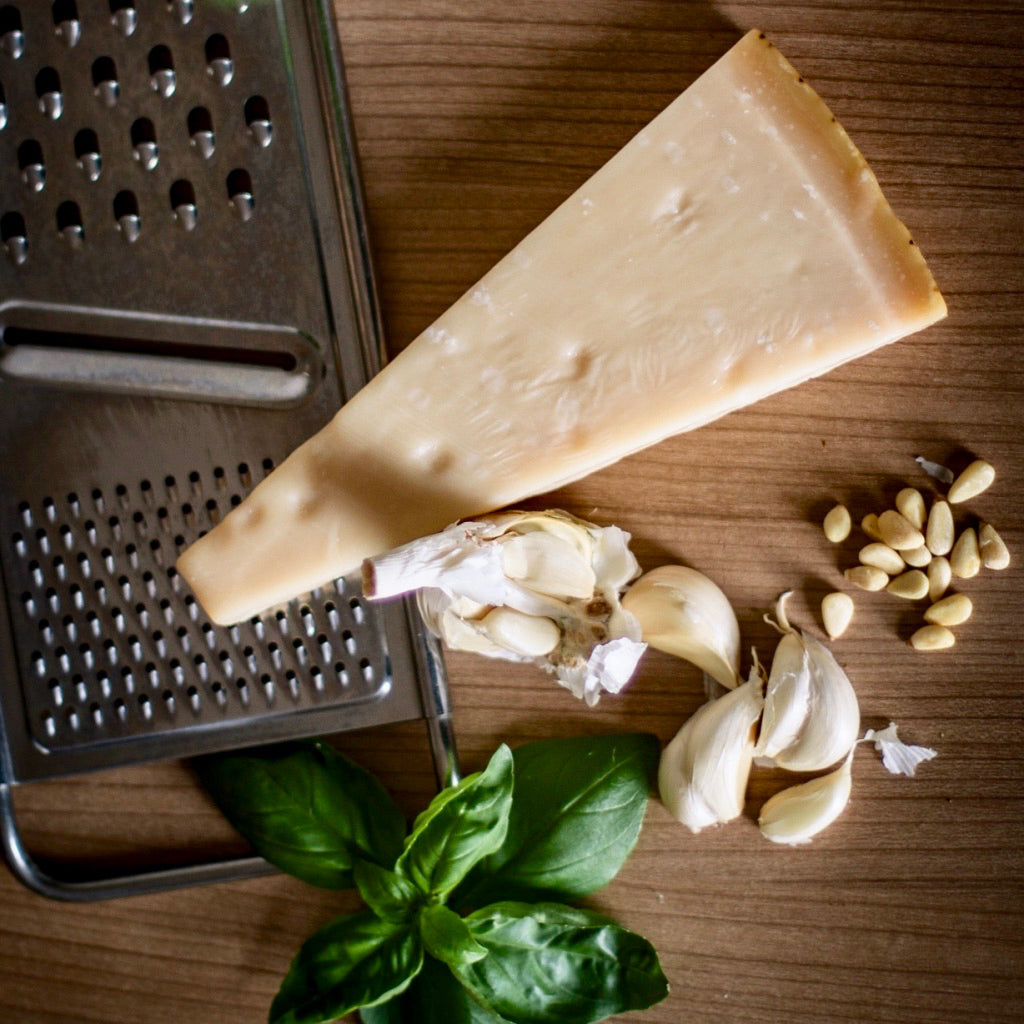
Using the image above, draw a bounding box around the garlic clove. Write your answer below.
[754,631,811,760]
[501,529,597,599]
[658,672,764,833]
[622,564,741,689]
[758,750,854,845]
[479,606,561,657]
[757,594,860,773]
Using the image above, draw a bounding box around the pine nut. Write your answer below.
[902,544,932,568]
[924,593,973,627]
[925,499,954,556]
[861,513,884,542]
[979,522,1010,570]
[910,624,955,651]
[896,487,926,530]
[950,527,981,579]
[878,509,925,551]
[948,459,995,504]
[859,543,904,575]
[821,591,854,639]
[927,557,952,602]
[823,504,852,543]
[844,565,888,591]
[886,570,929,600]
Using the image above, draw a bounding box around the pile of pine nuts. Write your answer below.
[820,459,1009,650]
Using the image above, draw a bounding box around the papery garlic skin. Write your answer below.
[758,750,854,845]
[756,593,860,772]
[621,565,741,689]
[364,510,645,704]
[658,671,764,833]
[863,723,937,776]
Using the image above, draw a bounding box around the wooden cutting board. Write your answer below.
[1,3,1021,1022]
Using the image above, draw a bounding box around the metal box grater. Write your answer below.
[0,0,456,899]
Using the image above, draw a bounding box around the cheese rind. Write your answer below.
[179,30,946,624]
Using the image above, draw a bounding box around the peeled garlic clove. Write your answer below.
[658,672,763,833]
[622,564,741,689]
[757,594,860,773]
[758,751,854,846]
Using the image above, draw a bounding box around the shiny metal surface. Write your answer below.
[0,0,455,896]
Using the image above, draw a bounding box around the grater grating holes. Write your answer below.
[0,5,25,61]
[4,8,274,264]
[7,464,390,752]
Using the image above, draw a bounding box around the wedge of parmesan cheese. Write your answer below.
[179,29,946,625]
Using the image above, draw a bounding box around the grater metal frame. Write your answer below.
[0,0,458,900]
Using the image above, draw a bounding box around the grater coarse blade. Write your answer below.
[0,0,456,898]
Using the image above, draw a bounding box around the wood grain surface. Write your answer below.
[2,2,1022,1022]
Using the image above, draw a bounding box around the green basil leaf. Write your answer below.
[354,860,423,924]
[396,744,513,899]
[270,911,422,1024]
[452,902,668,1024]
[197,740,406,889]
[361,956,512,1024]
[456,733,658,907]
[420,904,488,967]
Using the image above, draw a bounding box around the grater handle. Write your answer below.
[0,779,275,902]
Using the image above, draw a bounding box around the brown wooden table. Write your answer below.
[2,2,1022,1022]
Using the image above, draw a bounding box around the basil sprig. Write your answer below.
[199,733,667,1024]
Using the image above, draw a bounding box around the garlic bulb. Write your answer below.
[755,593,860,772]
[658,669,764,833]
[363,510,646,706]
[621,565,741,689]
[758,749,854,845]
